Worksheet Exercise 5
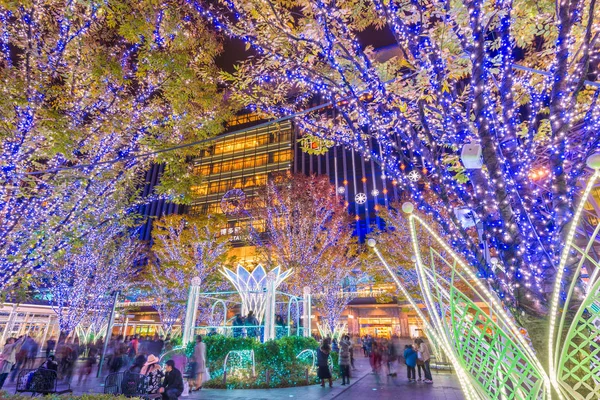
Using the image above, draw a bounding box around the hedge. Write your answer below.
[180,335,339,389]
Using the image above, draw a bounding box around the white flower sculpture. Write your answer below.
[221,264,292,322]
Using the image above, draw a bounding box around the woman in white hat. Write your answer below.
[141,354,164,394]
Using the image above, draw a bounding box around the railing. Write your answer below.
[192,324,304,340]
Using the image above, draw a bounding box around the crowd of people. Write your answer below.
[264,333,437,389]
[0,333,185,399]
[1,328,434,398]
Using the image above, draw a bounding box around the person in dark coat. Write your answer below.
[46,338,56,358]
[160,360,184,400]
[232,314,244,338]
[40,355,58,371]
[128,354,147,374]
[316,339,333,388]
[245,311,259,339]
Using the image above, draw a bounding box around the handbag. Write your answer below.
[181,381,190,397]
[202,368,210,381]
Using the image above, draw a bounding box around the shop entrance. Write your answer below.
[359,318,394,338]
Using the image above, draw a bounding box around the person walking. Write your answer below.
[316,339,333,388]
[25,338,39,369]
[349,336,356,370]
[46,337,56,359]
[159,360,184,400]
[128,335,139,359]
[415,338,433,384]
[365,335,373,356]
[141,354,164,395]
[339,335,351,385]
[10,336,28,382]
[0,336,25,389]
[386,340,397,377]
[190,335,207,391]
[77,344,98,384]
[370,340,383,373]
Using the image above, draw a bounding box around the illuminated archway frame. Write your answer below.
[368,154,600,400]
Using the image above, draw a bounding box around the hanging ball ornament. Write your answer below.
[191,276,202,286]
[407,170,421,182]
[586,152,600,170]
[402,202,414,214]
[367,238,377,248]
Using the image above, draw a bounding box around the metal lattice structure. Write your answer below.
[369,158,600,400]
[407,213,549,399]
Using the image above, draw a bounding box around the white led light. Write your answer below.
[355,193,367,204]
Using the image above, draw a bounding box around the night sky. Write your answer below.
[215,24,397,73]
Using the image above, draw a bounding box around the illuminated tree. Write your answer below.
[147,264,189,335]
[149,214,232,333]
[251,173,357,332]
[252,173,354,295]
[369,202,474,303]
[36,224,140,336]
[195,0,600,314]
[312,245,361,337]
[0,0,230,290]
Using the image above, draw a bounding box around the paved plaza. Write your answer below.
[190,359,463,400]
[1,357,463,399]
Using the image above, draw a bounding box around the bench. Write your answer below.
[16,368,72,396]
[104,371,161,399]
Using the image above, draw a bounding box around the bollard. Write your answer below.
[305,368,309,385]
[223,371,227,386]
[266,369,270,386]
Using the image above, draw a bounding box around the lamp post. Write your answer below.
[263,272,277,341]
[302,287,312,337]
[97,290,119,377]
[182,277,201,346]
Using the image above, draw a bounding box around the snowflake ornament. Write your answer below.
[355,193,367,204]
[407,170,421,182]
[371,189,379,196]
[337,186,346,194]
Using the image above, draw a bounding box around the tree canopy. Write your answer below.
[0,0,231,290]
[196,0,600,314]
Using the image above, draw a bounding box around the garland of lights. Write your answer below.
[0,1,226,290]
[193,0,600,311]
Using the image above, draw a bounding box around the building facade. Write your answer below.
[181,115,415,338]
